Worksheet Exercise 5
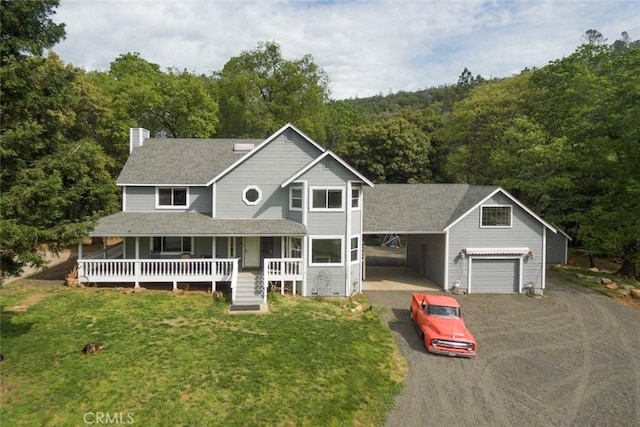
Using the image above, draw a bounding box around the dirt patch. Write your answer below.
[6,294,46,312]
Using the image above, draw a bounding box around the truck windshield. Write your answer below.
[428,305,460,317]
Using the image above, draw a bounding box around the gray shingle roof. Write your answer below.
[90,212,307,236]
[363,184,498,233]
[117,138,262,185]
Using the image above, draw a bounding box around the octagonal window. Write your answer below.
[242,185,262,206]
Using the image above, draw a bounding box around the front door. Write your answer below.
[244,237,261,269]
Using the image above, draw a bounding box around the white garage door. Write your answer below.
[471,258,519,293]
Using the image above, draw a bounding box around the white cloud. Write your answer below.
[53,0,640,100]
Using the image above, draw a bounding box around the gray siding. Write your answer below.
[547,231,568,264]
[215,133,320,219]
[447,192,545,292]
[307,266,346,296]
[124,186,155,212]
[190,187,212,214]
[124,186,210,214]
[406,234,446,287]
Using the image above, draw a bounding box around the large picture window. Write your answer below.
[481,206,512,227]
[152,237,192,254]
[310,237,342,265]
[157,187,188,208]
[310,188,343,211]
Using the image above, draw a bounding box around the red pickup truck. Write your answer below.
[409,293,476,357]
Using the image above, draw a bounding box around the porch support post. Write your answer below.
[173,281,177,291]
[134,237,140,288]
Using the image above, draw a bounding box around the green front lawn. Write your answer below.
[0,284,406,426]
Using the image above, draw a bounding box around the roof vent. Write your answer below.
[234,143,255,152]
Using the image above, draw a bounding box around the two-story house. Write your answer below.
[79,124,373,304]
[79,123,559,303]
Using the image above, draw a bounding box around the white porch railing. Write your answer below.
[77,258,238,287]
[264,258,303,300]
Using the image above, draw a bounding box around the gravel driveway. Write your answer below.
[366,273,640,427]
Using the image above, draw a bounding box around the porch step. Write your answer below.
[234,272,264,304]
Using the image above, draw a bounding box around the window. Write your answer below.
[481,206,512,227]
[351,187,360,209]
[310,188,343,211]
[242,185,262,206]
[310,237,342,265]
[157,187,188,208]
[350,237,359,262]
[152,237,192,254]
[288,237,302,258]
[290,186,302,211]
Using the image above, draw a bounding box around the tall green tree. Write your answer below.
[89,53,219,167]
[334,111,432,183]
[0,0,65,62]
[533,42,640,276]
[1,2,118,281]
[214,41,330,139]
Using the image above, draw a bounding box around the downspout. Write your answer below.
[444,231,450,292]
[302,181,308,297]
[345,182,352,296]
[542,226,547,290]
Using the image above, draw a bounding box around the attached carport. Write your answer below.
[362,184,493,291]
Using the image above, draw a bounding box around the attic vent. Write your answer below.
[234,143,255,152]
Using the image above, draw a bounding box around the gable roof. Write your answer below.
[117,138,261,186]
[363,184,556,234]
[280,150,375,188]
[444,187,556,233]
[207,123,325,186]
[363,184,497,233]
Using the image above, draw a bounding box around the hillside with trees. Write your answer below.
[1,1,638,279]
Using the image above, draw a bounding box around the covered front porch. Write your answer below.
[80,212,307,304]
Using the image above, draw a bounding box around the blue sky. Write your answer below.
[53,0,640,100]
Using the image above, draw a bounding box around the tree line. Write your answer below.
[1,0,638,279]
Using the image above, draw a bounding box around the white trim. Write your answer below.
[242,185,262,206]
[309,236,344,267]
[122,186,127,211]
[480,205,512,228]
[207,123,325,186]
[281,150,375,188]
[155,187,189,210]
[309,186,345,212]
